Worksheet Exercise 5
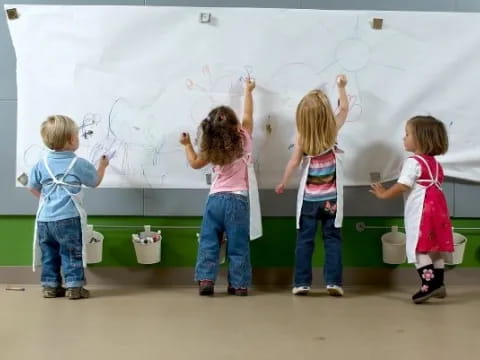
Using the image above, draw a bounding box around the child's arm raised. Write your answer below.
[275,137,303,194]
[95,156,109,187]
[335,74,349,130]
[370,183,410,199]
[180,132,209,169]
[242,78,256,135]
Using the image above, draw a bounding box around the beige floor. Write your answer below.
[1,285,480,360]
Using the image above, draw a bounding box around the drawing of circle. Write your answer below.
[335,38,370,72]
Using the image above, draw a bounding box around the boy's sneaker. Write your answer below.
[42,286,66,298]
[326,285,344,297]
[292,286,311,295]
[227,286,248,296]
[66,287,90,300]
[198,280,214,296]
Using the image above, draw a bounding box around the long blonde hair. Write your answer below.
[296,90,337,155]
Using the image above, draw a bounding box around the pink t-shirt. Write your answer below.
[210,128,252,194]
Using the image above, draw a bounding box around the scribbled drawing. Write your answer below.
[83,97,181,185]
[333,93,363,122]
[79,113,102,140]
[185,64,255,124]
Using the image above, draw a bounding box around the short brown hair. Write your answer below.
[407,115,448,155]
[40,115,78,150]
[199,106,243,166]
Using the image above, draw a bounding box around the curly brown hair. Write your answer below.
[198,106,244,166]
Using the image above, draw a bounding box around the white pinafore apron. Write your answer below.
[32,156,89,271]
[295,147,345,229]
[404,155,443,264]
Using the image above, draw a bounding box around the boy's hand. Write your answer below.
[99,155,109,168]
[336,74,347,88]
[275,183,285,195]
[180,132,192,146]
[369,183,386,199]
[244,78,256,92]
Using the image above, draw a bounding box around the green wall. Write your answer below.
[1,216,479,267]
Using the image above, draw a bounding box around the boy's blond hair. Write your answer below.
[296,90,337,155]
[40,115,78,151]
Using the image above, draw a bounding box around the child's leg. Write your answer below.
[224,195,251,289]
[56,217,85,289]
[415,253,433,268]
[412,252,443,304]
[430,251,447,298]
[294,201,320,288]
[321,209,342,288]
[38,221,63,290]
[431,252,445,270]
[195,195,224,283]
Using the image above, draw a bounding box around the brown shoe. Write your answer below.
[227,286,248,296]
[198,280,214,296]
[42,286,66,298]
[66,287,90,300]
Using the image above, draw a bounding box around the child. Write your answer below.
[370,115,453,304]
[276,75,349,296]
[180,78,260,296]
[28,115,109,299]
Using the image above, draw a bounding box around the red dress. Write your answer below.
[414,155,454,253]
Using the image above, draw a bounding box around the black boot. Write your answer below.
[432,268,447,299]
[412,265,443,304]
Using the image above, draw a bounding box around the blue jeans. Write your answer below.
[37,217,85,288]
[195,192,252,288]
[295,200,342,287]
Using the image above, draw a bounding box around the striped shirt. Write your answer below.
[304,150,337,202]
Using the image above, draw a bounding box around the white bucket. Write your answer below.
[381,226,406,264]
[196,233,227,264]
[445,232,467,265]
[85,225,104,264]
[132,226,162,264]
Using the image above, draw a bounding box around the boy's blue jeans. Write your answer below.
[37,217,85,288]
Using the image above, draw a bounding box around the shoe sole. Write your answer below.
[432,286,447,299]
[43,288,66,298]
[66,290,90,300]
[68,295,89,300]
[292,289,310,296]
[326,288,344,297]
[413,287,444,304]
[227,289,248,296]
[43,293,58,298]
[199,287,214,296]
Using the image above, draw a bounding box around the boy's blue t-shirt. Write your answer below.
[28,151,98,222]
